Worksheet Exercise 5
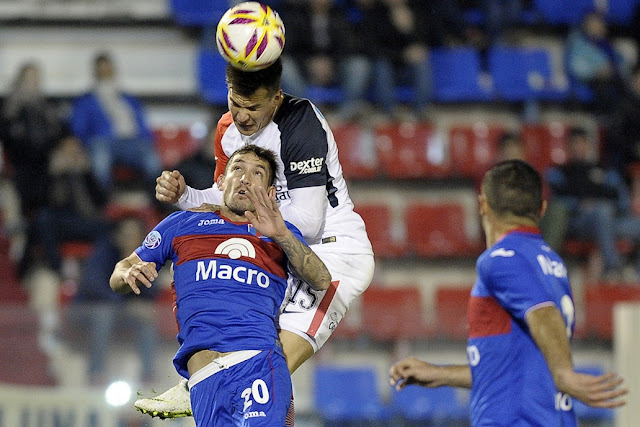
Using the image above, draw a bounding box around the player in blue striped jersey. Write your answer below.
[390,160,627,426]
[110,145,330,426]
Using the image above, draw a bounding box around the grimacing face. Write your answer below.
[228,87,280,136]
[222,152,273,216]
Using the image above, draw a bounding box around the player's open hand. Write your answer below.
[156,170,186,204]
[244,184,288,240]
[558,370,627,409]
[123,261,158,295]
[389,357,445,390]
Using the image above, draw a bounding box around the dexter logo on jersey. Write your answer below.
[290,157,324,174]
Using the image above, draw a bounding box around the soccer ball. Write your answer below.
[216,1,285,71]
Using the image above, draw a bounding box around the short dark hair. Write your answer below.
[482,160,543,222]
[569,126,588,140]
[225,58,282,97]
[226,144,279,186]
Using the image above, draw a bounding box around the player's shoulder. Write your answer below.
[275,94,324,128]
[217,112,234,131]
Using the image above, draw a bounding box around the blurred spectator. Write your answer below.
[605,66,640,176]
[279,0,370,120]
[0,62,63,217]
[173,126,216,191]
[566,11,631,113]
[481,0,524,45]
[355,0,433,120]
[32,136,107,274]
[71,52,161,193]
[545,127,640,282]
[74,213,160,385]
[497,131,525,162]
[0,140,26,264]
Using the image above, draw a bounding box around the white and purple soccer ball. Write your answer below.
[216,1,285,71]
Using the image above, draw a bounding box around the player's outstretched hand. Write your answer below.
[156,170,186,204]
[557,370,627,409]
[244,184,288,239]
[123,261,158,295]
[389,357,446,391]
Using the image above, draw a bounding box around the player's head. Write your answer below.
[94,52,115,81]
[226,58,283,136]
[567,126,593,162]
[219,145,279,217]
[481,160,544,223]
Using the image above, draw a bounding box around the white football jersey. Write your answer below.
[214,95,373,255]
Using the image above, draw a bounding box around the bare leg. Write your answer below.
[279,329,315,374]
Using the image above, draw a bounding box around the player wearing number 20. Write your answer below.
[110,145,330,426]
[390,160,626,426]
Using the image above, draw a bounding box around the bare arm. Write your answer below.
[527,305,627,408]
[245,185,331,291]
[110,252,158,295]
[389,357,472,391]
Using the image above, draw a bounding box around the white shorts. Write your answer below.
[277,244,374,352]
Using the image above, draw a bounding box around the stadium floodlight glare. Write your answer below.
[105,380,132,407]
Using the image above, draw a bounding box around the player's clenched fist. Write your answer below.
[156,170,186,204]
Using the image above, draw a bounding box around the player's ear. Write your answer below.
[539,200,548,219]
[274,89,282,101]
[216,174,225,191]
[267,185,276,199]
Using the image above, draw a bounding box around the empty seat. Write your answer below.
[520,122,569,173]
[405,202,483,258]
[606,0,639,25]
[170,0,229,27]
[153,125,199,169]
[435,286,472,340]
[391,384,470,422]
[534,0,595,25]
[197,48,229,105]
[355,203,406,258]
[449,122,506,179]
[431,47,493,102]
[488,47,568,102]
[332,122,378,179]
[361,285,431,341]
[584,285,640,339]
[314,364,390,422]
[375,122,451,179]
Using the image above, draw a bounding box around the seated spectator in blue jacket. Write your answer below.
[71,52,161,193]
[74,212,160,385]
[546,127,640,282]
[566,11,631,113]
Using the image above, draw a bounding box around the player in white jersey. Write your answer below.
[137,58,374,421]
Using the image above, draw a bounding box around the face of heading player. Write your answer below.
[228,87,281,136]
[220,151,275,217]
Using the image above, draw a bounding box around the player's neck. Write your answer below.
[218,205,248,223]
[486,217,538,247]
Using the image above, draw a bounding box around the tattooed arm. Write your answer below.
[244,185,331,291]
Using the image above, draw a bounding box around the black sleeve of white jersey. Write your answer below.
[275,97,329,190]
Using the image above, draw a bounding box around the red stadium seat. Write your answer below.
[153,125,199,169]
[405,202,483,258]
[361,285,432,341]
[520,122,569,173]
[449,123,506,179]
[584,285,640,340]
[332,122,378,179]
[374,122,451,179]
[355,203,407,258]
[435,286,472,340]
